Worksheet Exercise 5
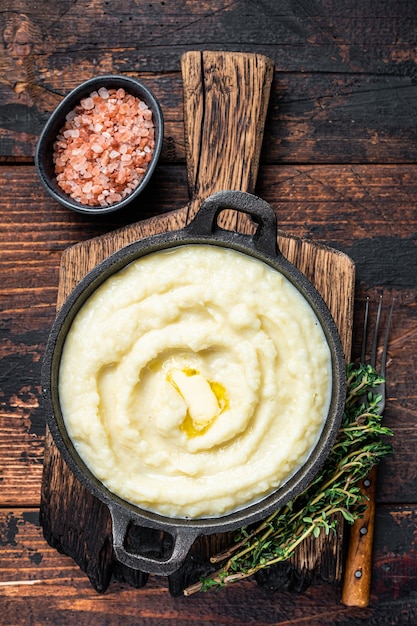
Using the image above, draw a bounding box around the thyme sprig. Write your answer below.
[184,363,393,595]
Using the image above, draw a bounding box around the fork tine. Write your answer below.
[360,297,370,364]
[370,296,383,367]
[380,299,394,378]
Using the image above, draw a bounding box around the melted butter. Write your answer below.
[147,358,163,373]
[180,412,215,438]
[167,368,229,438]
[209,380,229,413]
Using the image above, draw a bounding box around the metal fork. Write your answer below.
[341,295,394,607]
[360,295,394,416]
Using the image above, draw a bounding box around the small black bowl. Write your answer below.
[35,75,164,215]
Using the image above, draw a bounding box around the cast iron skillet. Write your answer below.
[42,190,346,576]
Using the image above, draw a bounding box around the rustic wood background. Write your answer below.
[0,1,416,624]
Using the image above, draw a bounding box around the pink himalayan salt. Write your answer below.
[53,87,156,207]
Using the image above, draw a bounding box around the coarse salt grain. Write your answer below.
[98,87,109,99]
[53,87,156,207]
[81,97,95,110]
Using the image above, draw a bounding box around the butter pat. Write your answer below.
[170,369,219,427]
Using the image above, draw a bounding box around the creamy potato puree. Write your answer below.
[59,245,332,518]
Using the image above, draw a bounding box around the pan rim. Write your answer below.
[42,221,346,535]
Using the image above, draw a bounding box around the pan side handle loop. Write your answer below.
[185,190,280,258]
[109,505,199,576]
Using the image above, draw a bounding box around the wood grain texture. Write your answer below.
[1,1,417,618]
[0,507,416,625]
[1,2,417,162]
[181,51,274,219]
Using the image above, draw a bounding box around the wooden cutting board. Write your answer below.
[40,51,355,595]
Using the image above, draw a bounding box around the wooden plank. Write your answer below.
[1,164,417,249]
[0,506,416,624]
[1,3,417,161]
[2,70,417,163]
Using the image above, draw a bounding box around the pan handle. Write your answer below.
[109,505,199,575]
[185,190,279,258]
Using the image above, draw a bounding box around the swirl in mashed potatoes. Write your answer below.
[59,245,332,518]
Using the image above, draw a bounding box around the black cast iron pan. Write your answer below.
[42,190,346,575]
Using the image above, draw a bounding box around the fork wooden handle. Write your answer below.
[341,465,378,606]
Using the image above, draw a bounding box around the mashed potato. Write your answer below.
[59,245,332,518]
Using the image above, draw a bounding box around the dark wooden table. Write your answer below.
[1,1,416,624]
